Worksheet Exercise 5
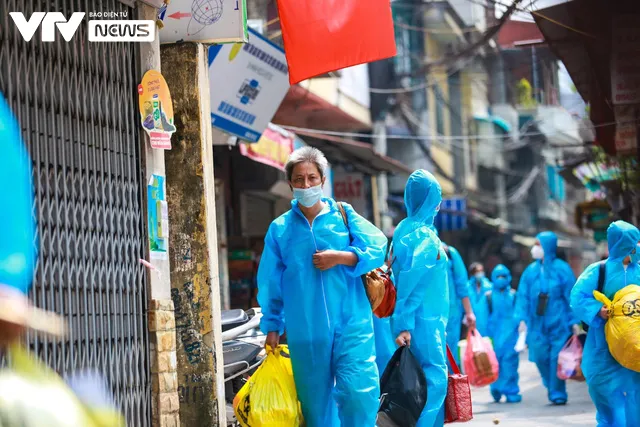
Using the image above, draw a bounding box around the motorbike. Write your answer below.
[221,307,266,426]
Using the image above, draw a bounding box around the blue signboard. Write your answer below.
[434,197,467,232]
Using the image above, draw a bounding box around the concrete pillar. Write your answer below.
[138,5,180,427]
[373,121,393,235]
[161,42,226,426]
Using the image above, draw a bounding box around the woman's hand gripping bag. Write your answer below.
[233,345,303,427]
[594,285,640,372]
[557,335,585,381]
[462,329,499,387]
[377,346,427,427]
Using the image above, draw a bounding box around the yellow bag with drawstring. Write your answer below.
[594,284,640,373]
[233,345,303,427]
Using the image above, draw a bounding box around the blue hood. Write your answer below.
[491,264,512,290]
[607,220,640,263]
[404,169,442,225]
[537,231,558,262]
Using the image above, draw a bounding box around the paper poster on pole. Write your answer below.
[148,174,169,260]
[138,70,176,150]
[158,0,248,44]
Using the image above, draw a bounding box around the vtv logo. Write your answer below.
[9,12,85,42]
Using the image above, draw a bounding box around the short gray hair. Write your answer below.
[285,146,329,181]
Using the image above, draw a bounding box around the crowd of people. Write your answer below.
[257,146,640,427]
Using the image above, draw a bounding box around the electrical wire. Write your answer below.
[279,118,629,144]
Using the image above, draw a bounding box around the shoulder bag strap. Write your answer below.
[597,261,606,293]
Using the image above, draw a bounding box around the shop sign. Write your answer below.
[611,15,640,105]
[614,105,638,155]
[434,197,467,232]
[239,124,294,171]
[138,70,175,150]
[333,171,367,215]
[208,27,289,143]
[157,0,248,44]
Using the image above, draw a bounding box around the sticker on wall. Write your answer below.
[138,70,176,150]
[148,174,169,259]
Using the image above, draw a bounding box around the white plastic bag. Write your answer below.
[514,330,527,353]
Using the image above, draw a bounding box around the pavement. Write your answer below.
[469,352,596,427]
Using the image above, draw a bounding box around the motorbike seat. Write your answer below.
[221,309,249,332]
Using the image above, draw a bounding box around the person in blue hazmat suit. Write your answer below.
[570,221,640,427]
[441,242,476,366]
[373,316,395,377]
[515,231,578,405]
[0,93,36,297]
[0,92,38,345]
[486,264,521,403]
[392,169,449,427]
[468,262,493,335]
[258,146,387,427]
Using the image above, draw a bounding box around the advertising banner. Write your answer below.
[239,124,294,171]
[208,27,290,143]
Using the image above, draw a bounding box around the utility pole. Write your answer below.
[373,120,393,235]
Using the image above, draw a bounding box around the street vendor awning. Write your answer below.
[292,130,413,175]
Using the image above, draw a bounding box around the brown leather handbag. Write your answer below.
[337,202,396,318]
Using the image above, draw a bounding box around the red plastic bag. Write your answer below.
[557,335,585,381]
[462,329,499,387]
[444,345,473,423]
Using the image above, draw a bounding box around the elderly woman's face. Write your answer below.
[290,161,324,189]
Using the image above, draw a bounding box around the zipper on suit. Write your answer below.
[298,206,332,330]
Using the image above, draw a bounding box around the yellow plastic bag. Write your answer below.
[594,284,640,372]
[233,345,303,427]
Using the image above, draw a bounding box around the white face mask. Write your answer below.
[531,245,544,260]
[293,184,323,208]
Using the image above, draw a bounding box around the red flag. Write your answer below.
[276,0,397,85]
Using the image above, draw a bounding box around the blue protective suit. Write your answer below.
[468,276,492,335]
[391,170,449,427]
[0,93,36,294]
[373,316,395,377]
[443,244,469,366]
[487,265,520,402]
[570,221,640,427]
[258,198,387,427]
[515,231,576,404]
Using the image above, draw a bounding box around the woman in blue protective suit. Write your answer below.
[570,221,640,427]
[258,146,387,427]
[442,242,476,366]
[486,264,521,403]
[514,231,579,405]
[468,262,492,335]
[392,169,449,427]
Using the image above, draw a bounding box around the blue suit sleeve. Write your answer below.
[449,247,469,299]
[515,265,533,323]
[257,224,286,335]
[559,260,578,327]
[0,98,36,294]
[342,203,387,277]
[391,238,440,335]
[570,263,604,328]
